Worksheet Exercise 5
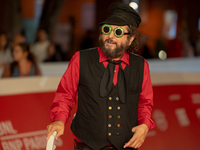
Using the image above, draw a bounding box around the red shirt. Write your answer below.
[50,47,155,141]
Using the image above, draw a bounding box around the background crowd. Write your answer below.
[0,0,200,78]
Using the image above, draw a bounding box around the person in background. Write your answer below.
[0,33,13,67]
[44,43,64,62]
[31,29,50,62]
[12,34,26,47]
[1,43,41,78]
[166,34,183,58]
[80,30,95,50]
[137,33,152,59]
[179,29,194,57]
[154,36,167,58]
[195,33,200,56]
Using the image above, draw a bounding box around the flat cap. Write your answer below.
[100,2,141,28]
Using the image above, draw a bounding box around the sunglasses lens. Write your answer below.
[103,26,110,34]
[115,29,123,36]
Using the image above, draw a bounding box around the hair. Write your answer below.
[35,28,48,42]
[17,43,36,62]
[126,26,139,54]
[10,43,39,75]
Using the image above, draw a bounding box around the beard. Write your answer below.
[99,34,130,59]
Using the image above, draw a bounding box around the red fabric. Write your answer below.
[167,38,183,58]
[50,47,155,142]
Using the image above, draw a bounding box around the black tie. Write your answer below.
[100,60,126,103]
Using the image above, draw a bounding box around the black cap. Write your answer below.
[100,2,141,28]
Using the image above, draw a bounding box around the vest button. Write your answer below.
[117,106,120,110]
[109,106,112,110]
[117,133,120,136]
[109,97,112,100]
[108,124,111,127]
[109,115,112,119]
[117,124,120,127]
[108,133,111,136]
[117,115,120,119]
[116,97,119,101]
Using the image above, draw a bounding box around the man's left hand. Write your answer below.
[123,124,149,149]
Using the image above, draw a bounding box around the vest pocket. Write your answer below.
[72,109,99,136]
[76,109,96,122]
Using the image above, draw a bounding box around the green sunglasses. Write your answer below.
[101,24,130,38]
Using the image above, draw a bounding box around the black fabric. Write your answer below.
[71,48,144,150]
[10,62,18,75]
[74,140,93,150]
[74,140,117,150]
[100,60,126,103]
[100,2,141,28]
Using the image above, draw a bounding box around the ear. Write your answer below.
[129,35,135,46]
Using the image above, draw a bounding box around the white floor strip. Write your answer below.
[0,130,47,141]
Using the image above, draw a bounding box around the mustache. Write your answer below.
[105,39,117,44]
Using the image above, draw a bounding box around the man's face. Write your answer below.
[99,24,134,59]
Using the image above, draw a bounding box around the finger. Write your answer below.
[123,134,137,148]
[46,125,55,140]
[55,130,63,140]
[132,136,145,148]
[130,138,140,148]
[135,142,142,149]
[131,127,137,132]
[46,125,52,140]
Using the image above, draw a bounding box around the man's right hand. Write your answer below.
[46,120,65,141]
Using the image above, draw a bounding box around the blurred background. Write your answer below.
[0,0,200,150]
[0,0,200,64]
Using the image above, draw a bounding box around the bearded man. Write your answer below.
[46,2,155,150]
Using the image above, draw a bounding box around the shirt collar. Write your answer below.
[98,47,129,65]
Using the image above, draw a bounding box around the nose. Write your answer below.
[108,30,115,39]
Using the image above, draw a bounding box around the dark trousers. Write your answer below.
[74,140,117,150]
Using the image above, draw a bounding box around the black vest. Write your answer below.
[71,48,144,150]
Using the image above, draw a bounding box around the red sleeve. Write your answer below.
[137,59,155,130]
[50,51,80,124]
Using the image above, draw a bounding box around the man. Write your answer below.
[46,2,155,150]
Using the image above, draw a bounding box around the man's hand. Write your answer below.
[46,121,65,141]
[123,124,149,149]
